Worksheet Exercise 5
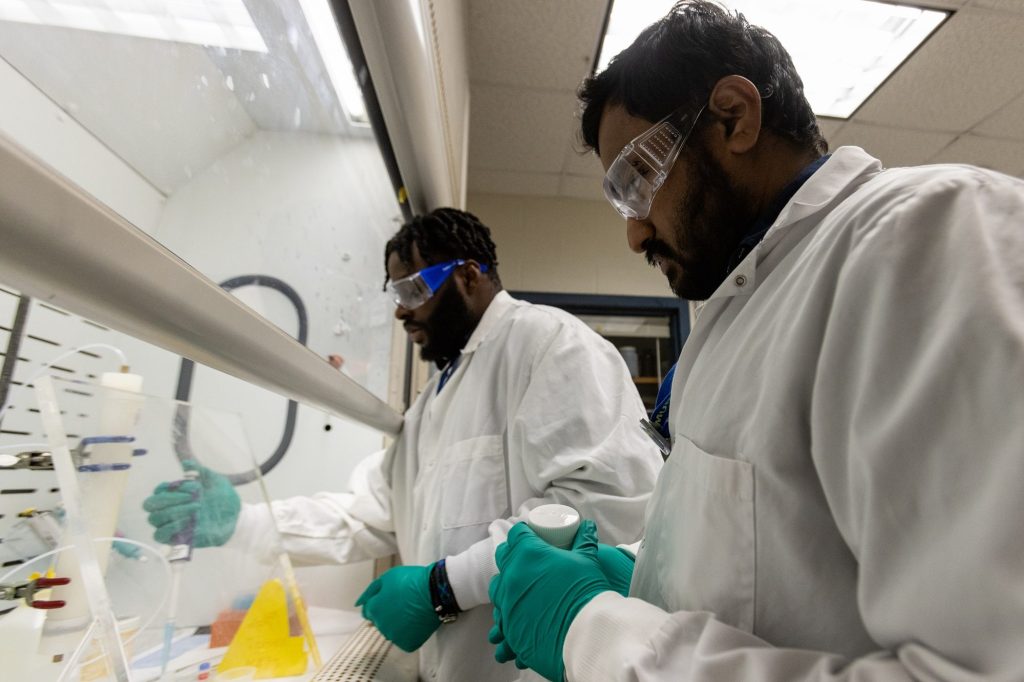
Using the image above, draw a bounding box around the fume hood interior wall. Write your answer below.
[0,52,403,609]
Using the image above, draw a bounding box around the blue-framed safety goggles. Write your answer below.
[388,259,489,309]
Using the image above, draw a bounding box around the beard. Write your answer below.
[647,141,756,301]
[417,282,477,366]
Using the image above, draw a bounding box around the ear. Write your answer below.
[457,260,484,295]
[707,75,762,155]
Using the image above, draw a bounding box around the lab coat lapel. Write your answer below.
[423,291,519,425]
[766,146,882,237]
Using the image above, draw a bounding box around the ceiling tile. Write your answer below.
[817,117,844,137]
[831,122,955,167]
[817,117,844,149]
[973,92,1024,140]
[468,0,606,91]
[927,134,1024,176]
[968,0,1024,11]
[559,173,605,201]
[854,9,1024,132]
[469,85,578,172]
[468,168,561,197]
[562,142,604,177]
[912,0,969,7]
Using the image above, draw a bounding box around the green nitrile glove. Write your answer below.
[596,543,635,597]
[355,564,440,652]
[488,520,611,682]
[143,460,240,548]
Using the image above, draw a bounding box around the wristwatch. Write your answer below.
[428,559,462,624]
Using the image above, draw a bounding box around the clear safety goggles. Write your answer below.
[603,105,705,220]
[388,259,489,309]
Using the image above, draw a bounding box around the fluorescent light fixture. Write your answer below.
[596,0,947,118]
[0,0,268,53]
[296,0,369,127]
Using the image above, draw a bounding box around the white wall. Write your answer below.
[467,192,672,298]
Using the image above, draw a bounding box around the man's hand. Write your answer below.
[143,460,240,548]
[489,520,611,682]
[356,565,440,652]
[596,543,635,596]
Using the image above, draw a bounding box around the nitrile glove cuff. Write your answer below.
[356,564,441,653]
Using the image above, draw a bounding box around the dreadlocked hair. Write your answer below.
[383,207,501,289]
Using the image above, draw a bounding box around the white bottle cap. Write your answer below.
[100,371,143,393]
[527,504,580,549]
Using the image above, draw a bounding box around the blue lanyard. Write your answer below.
[650,363,675,439]
[437,354,461,394]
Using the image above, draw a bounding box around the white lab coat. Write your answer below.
[564,147,1024,681]
[232,291,663,681]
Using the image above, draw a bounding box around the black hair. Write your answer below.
[579,0,827,156]
[383,207,501,288]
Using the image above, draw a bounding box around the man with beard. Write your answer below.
[488,2,1024,681]
[143,207,662,681]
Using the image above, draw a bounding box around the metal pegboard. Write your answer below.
[1,285,125,568]
[312,622,417,682]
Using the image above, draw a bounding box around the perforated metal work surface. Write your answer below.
[312,622,417,682]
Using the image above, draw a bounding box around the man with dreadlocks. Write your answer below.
[143,207,662,681]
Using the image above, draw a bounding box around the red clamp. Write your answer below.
[0,576,71,609]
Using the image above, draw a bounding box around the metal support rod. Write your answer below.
[0,294,31,428]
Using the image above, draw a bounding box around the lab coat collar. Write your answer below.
[461,290,518,355]
[708,146,883,301]
[774,146,882,225]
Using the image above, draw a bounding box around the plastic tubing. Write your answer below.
[0,442,51,451]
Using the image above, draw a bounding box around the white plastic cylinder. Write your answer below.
[41,372,144,654]
[526,504,580,549]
